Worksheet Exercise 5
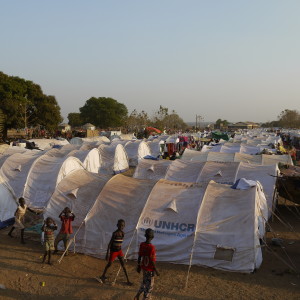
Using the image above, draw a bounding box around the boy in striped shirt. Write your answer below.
[42,217,57,265]
[96,219,132,285]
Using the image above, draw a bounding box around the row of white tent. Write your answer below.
[181,148,293,165]
[0,139,284,222]
[0,145,126,211]
[41,170,267,273]
[0,134,285,273]
[0,167,277,273]
[133,159,278,218]
[6,139,155,172]
[0,136,158,221]
[201,144,271,155]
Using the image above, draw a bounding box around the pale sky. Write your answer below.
[1,0,299,123]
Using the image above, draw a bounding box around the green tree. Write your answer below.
[278,109,300,128]
[152,105,169,130]
[151,106,187,131]
[79,97,128,128]
[164,110,187,130]
[261,120,280,128]
[35,95,63,133]
[68,112,83,127]
[125,109,150,132]
[215,119,229,129]
[0,71,63,134]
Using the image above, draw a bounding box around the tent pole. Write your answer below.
[58,220,85,264]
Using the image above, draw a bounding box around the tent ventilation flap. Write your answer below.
[165,199,178,213]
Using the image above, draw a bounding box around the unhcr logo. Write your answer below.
[142,217,153,226]
[154,220,195,232]
[142,217,195,232]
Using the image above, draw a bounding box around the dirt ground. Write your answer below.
[0,203,300,300]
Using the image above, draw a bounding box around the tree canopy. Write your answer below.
[124,106,187,133]
[0,71,63,134]
[68,112,83,127]
[125,109,150,132]
[215,119,229,126]
[261,109,300,128]
[278,109,300,128]
[79,97,128,128]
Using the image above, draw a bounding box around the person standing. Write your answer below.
[42,217,57,265]
[8,197,37,244]
[134,228,160,300]
[53,207,75,255]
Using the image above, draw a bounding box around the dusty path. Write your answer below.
[0,205,300,300]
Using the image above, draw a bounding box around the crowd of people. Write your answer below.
[8,197,160,300]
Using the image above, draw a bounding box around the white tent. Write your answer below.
[44,170,112,245]
[70,137,83,145]
[120,133,136,140]
[4,147,29,155]
[43,175,267,273]
[29,138,69,150]
[110,140,130,146]
[60,144,81,151]
[98,144,129,174]
[165,160,206,183]
[234,153,262,164]
[185,150,293,166]
[124,141,151,166]
[45,148,75,157]
[147,141,162,158]
[79,139,109,151]
[0,154,10,169]
[165,160,240,185]
[181,149,208,161]
[131,179,205,264]
[82,136,110,143]
[192,181,267,272]
[133,159,172,180]
[205,152,235,163]
[166,136,179,144]
[23,155,84,208]
[201,144,261,155]
[0,144,9,154]
[0,180,17,222]
[262,154,293,165]
[196,162,241,184]
[0,152,44,199]
[164,160,277,214]
[77,175,157,256]
[68,148,101,173]
[237,163,278,216]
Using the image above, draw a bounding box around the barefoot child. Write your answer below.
[53,207,75,255]
[96,219,132,285]
[8,197,38,244]
[134,228,160,300]
[42,217,57,265]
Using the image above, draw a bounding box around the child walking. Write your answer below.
[42,217,57,265]
[96,219,132,285]
[8,197,37,244]
[134,228,160,300]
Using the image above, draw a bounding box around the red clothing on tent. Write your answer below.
[167,143,175,156]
